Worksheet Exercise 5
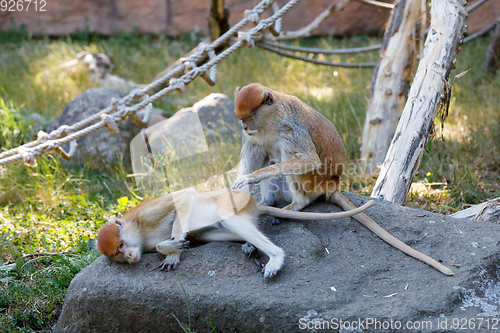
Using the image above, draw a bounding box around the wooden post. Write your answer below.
[208,0,230,42]
[371,0,467,204]
[360,0,422,173]
[483,16,500,74]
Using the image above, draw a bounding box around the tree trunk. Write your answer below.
[360,0,422,173]
[371,0,467,204]
[483,16,500,74]
[208,0,230,42]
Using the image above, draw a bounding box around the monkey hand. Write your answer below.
[231,174,258,189]
[156,238,190,254]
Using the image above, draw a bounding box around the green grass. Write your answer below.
[0,29,499,331]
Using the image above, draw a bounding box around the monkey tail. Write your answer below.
[257,200,374,220]
[330,191,454,276]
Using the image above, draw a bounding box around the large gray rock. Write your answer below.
[55,192,500,333]
[51,88,139,169]
[129,93,239,195]
[146,93,239,150]
[53,90,232,170]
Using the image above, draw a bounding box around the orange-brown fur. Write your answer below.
[97,189,286,277]
[96,224,120,258]
[232,83,454,276]
[233,83,346,209]
[96,187,374,277]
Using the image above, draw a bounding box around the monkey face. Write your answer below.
[240,116,259,136]
[234,83,275,138]
[97,218,142,264]
[112,242,141,264]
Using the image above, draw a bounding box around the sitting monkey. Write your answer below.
[232,83,453,276]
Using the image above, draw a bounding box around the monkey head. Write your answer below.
[234,83,276,138]
[97,217,142,264]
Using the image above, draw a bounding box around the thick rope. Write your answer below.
[2,0,491,167]
[0,0,278,164]
[257,42,377,68]
[260,42,381,54]
[0,0,302,167]
[466,0,489,13]
[463,20,497,43]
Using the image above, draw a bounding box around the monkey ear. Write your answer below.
[109,217,127,228]
[262,90,273,105]
[234,86,241,95]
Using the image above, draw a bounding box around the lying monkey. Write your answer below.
[97,188,373,278]
[232,83,453,276]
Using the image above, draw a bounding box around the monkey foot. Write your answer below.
[258,197,277,207]
[262,254,285,279]
[262,215,282,225]
[262,265,279,279]
[241,242,256,255]
[158,258,179,272]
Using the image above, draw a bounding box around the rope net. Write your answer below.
[0,0,298,168]
[0,0,492,168]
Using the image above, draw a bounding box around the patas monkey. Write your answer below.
[97,188,373,278]
[232,83,454,276]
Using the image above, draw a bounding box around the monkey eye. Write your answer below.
[117,240,124,249]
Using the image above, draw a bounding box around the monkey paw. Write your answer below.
[158,254,181,272]
[232,174,257,189]
[262,260,282,278]
[258,196,277,207]
[241,242,256,255]
[156,239,190,254]
[262,250,284,278]
[261,215,282,225]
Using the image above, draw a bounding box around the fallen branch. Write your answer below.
[465,0,489,13]
[22,251,70,259]
[450,197,500,222]
[463,20,497,43]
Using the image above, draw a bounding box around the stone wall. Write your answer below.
[1,0,498,37]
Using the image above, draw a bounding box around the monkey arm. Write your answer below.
[233,153,321,189]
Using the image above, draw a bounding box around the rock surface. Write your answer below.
[2,0,498,37]
[129,93,239,195]
[50,88,139,169]
[55,192,500,333]
[52,90,233,170]
[146,92,238,148]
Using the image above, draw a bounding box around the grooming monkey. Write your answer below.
[232,83,454,276]
[97,188,373,278]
